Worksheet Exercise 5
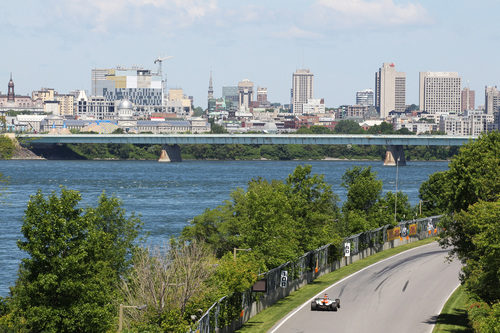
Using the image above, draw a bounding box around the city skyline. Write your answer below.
[1,0,499,107]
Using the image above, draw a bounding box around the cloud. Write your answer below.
[54,0,218,33]
[314,0,431,28]
[273,26,324,40]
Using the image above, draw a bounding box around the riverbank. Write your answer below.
[2,142,460,162]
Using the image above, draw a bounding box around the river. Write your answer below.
[0,159,448,296]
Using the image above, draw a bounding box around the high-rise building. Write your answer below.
[461,87,475,113]
[91,67,162,112]
[257,87,268,105]
[291,69,314,114]
[238,79,254,111]
[375,63,406,118]
[485,86,500,115]
[356,89,374,106]
[419,72,461,114]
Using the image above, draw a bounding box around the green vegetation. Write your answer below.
[420,131,500,332]
[0,188,142,332]
[0,135,15,159]
[433,286,473,333]
[238,237,437,333]
[66,143,162,160]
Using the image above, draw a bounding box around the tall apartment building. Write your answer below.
[257,87,268,104]
[291,69,314,114]
[55,94,75,116]
[485,86,500,115]
[439,110,494,136]
[419,72,461,114]
[356,89,374,106]
[461,87,475,113]
[375,63,406,118]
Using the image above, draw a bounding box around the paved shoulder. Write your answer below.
[270,242,461,333]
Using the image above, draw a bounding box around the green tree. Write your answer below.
[418,171,449,216]
[443,131,500,213]
[452,200,500,304]
[341,166,382,213]
[333,120,364,134]
[6,188,141,332]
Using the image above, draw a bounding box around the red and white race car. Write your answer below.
[311,294,341,311]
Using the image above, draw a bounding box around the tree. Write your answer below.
[443,131,500,213]
[451,200,500,304]
[6,188,141,332]
[333,120,364,134]
[418,171,449,216]
[341,166,382,214]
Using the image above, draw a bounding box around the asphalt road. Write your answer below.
[270,242,462,333]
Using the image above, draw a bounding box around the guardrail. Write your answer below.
[190,215,442,333]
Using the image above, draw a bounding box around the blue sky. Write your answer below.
[1,0,499,108]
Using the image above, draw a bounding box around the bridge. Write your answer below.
[17,133,475,164]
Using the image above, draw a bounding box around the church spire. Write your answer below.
[7,73,15,102]
[208,70,214,100]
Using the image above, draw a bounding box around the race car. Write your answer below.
[311,294,341,311]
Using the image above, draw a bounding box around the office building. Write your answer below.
[375,63,406,118]
[257,87,268,105]
[302,98,325,114]
[76,90,116,119]
[91,67,162,112]
[165,88,193,117]
[55,94,75,116]
[356,89,374,106]
[419,72,461,114]
[485,86,500,115]
[238,79,254,111]
[461,88,475,113]
[292,69,314,114]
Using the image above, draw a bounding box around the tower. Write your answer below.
[7,73,15,102]
[291,69,314,114]
[375,63,406,118]
[419,72,461,114]
[208,71,214,100]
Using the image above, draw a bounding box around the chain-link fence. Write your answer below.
[190,215,442,333]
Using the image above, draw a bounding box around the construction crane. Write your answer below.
[154,55,173,102]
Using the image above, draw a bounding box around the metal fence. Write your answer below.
[190,215,442,333]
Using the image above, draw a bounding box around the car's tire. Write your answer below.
[311,302,317,311]
[335,299,341,308]
[332,305,338,312]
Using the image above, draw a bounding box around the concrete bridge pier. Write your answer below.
[384,145,406,166]
[158,144,182,162]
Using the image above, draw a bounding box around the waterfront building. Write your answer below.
[375,63,406,118]
[76,90,116,120]
[291,69,314,114]
[356,89,374,106]
[419,72,461,114]
[485,86,500,115]
[302,98,325,114]
[166,88,193,117]
[0,75,42,111]
[439,110,494,136]
[238,79,254,112]
[461,87,475,113]
[55,94,75,116]
[91,67,163,113]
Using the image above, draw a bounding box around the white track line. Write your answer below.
[269,242,435,333]
[428,283,461,333]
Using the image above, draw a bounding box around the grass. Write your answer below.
[237,237,437,333]
[432,285,473,333]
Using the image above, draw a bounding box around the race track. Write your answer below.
[270,242,462,333]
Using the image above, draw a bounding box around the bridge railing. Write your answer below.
[189,215,442,333]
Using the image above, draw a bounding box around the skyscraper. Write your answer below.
[419,72,461,114]
[291,69,314,114]
[238,79,254,111]
[485,86,500,115]
[375,63,406,118]
[461,87,475,113]
[356,89,374,106]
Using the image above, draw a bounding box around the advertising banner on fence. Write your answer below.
[387,227,401,241]
[409,224,418,236]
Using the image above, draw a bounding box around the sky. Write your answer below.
[1,0,499,108]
